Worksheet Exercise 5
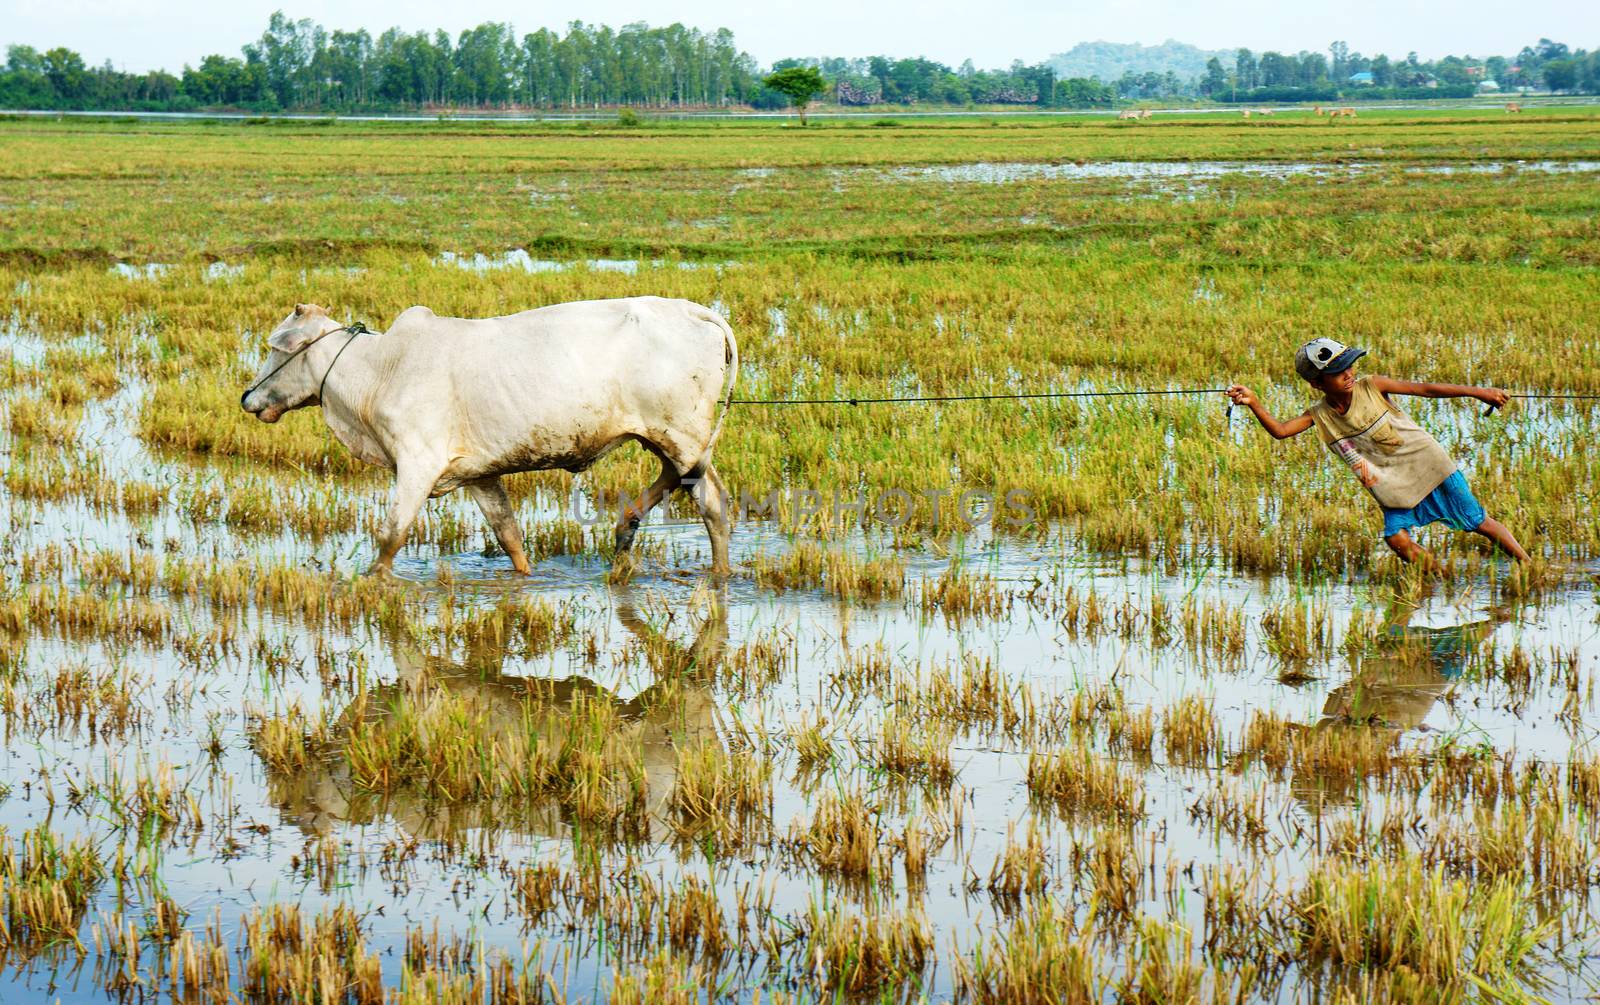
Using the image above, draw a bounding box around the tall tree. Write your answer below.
[1234,49,1257,90]
[762,66,827,124]
[1258,51,1294,87]
[248,11,320,108]
[1329,40,1349,80]
[1370,54,1393,87]
[1543,59,1577,91]
[42,47,88,103]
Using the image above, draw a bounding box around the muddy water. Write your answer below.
[2,322,1598,1002]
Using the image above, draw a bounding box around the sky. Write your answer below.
[4,0,1597,74]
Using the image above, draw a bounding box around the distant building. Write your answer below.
[1477,80,1501,92]
[1348,71,1374,85]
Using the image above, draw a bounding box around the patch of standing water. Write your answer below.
[293,266,367,283]
[860,159,1600,186]
[76,378,166,478]
[0,324,50,367]
[204,261,245,282]
[873,161,1347,185]
[1191,275,1222,304]
[436,249,736,274]
[109,262,171,280]
[1405,159,1600,175]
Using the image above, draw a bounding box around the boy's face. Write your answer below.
[1314,367,1357,394]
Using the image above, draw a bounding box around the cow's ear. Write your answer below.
[268,324,312,353]
[294,304,307,317]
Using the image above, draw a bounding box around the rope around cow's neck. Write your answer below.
[240,321,372,406]
[316,324,369,403]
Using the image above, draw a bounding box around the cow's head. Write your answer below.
[240,303,342,423]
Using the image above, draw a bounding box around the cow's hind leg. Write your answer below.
[686,464,732,575]
[466,476,531,575]
[614,457,681,556]
[372,457,446,577]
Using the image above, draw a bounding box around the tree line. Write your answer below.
[0,12,1112,113]
[783,56,1090,107]
[1,15,767,112]
[1,12,1595,114]
[1198,39,1599,102]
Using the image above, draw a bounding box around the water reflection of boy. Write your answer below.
[1288,599,1506,807]
[1318,616,1493,730]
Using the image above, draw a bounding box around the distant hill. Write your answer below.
[1046,40,1232,82]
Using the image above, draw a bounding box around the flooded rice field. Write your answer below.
[4,312,1598,1002]
[3,112,1600,1002]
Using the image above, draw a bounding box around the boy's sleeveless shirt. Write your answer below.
[1308,378,1456,510]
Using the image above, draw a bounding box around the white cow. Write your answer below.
[240,297,739,575]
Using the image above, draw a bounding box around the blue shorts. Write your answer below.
[1381,471,1487,538]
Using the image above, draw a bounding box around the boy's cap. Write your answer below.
[1294,337,1367,382]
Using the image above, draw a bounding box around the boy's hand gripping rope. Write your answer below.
[1483,393,1600,417]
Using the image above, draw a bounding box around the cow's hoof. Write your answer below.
[614,522,639,553]
[608,552,639,586]
[365,562,398,581]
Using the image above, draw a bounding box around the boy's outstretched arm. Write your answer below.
[1226,385,1314,439]
[1369,375,1510,408]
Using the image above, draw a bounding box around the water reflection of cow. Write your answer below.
[1288,599,1508,807]
[260,589,727,841]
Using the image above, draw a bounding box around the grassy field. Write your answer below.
[1,109,1599,1002]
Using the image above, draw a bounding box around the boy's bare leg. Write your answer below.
[1473,517,1530,562]
[1384,530,1433,566]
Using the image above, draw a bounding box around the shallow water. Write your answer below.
[108,261,171,280]
[867,159,1600,185]
[436,249,734,274]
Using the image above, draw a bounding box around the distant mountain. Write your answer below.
[1046,40,1232,82]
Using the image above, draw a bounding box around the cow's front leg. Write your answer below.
[465,476,531,575]
[370,458,444,577]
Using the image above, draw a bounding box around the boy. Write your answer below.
[1226,338,1529,565]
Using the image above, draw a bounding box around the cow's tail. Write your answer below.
[684,306,738,490]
